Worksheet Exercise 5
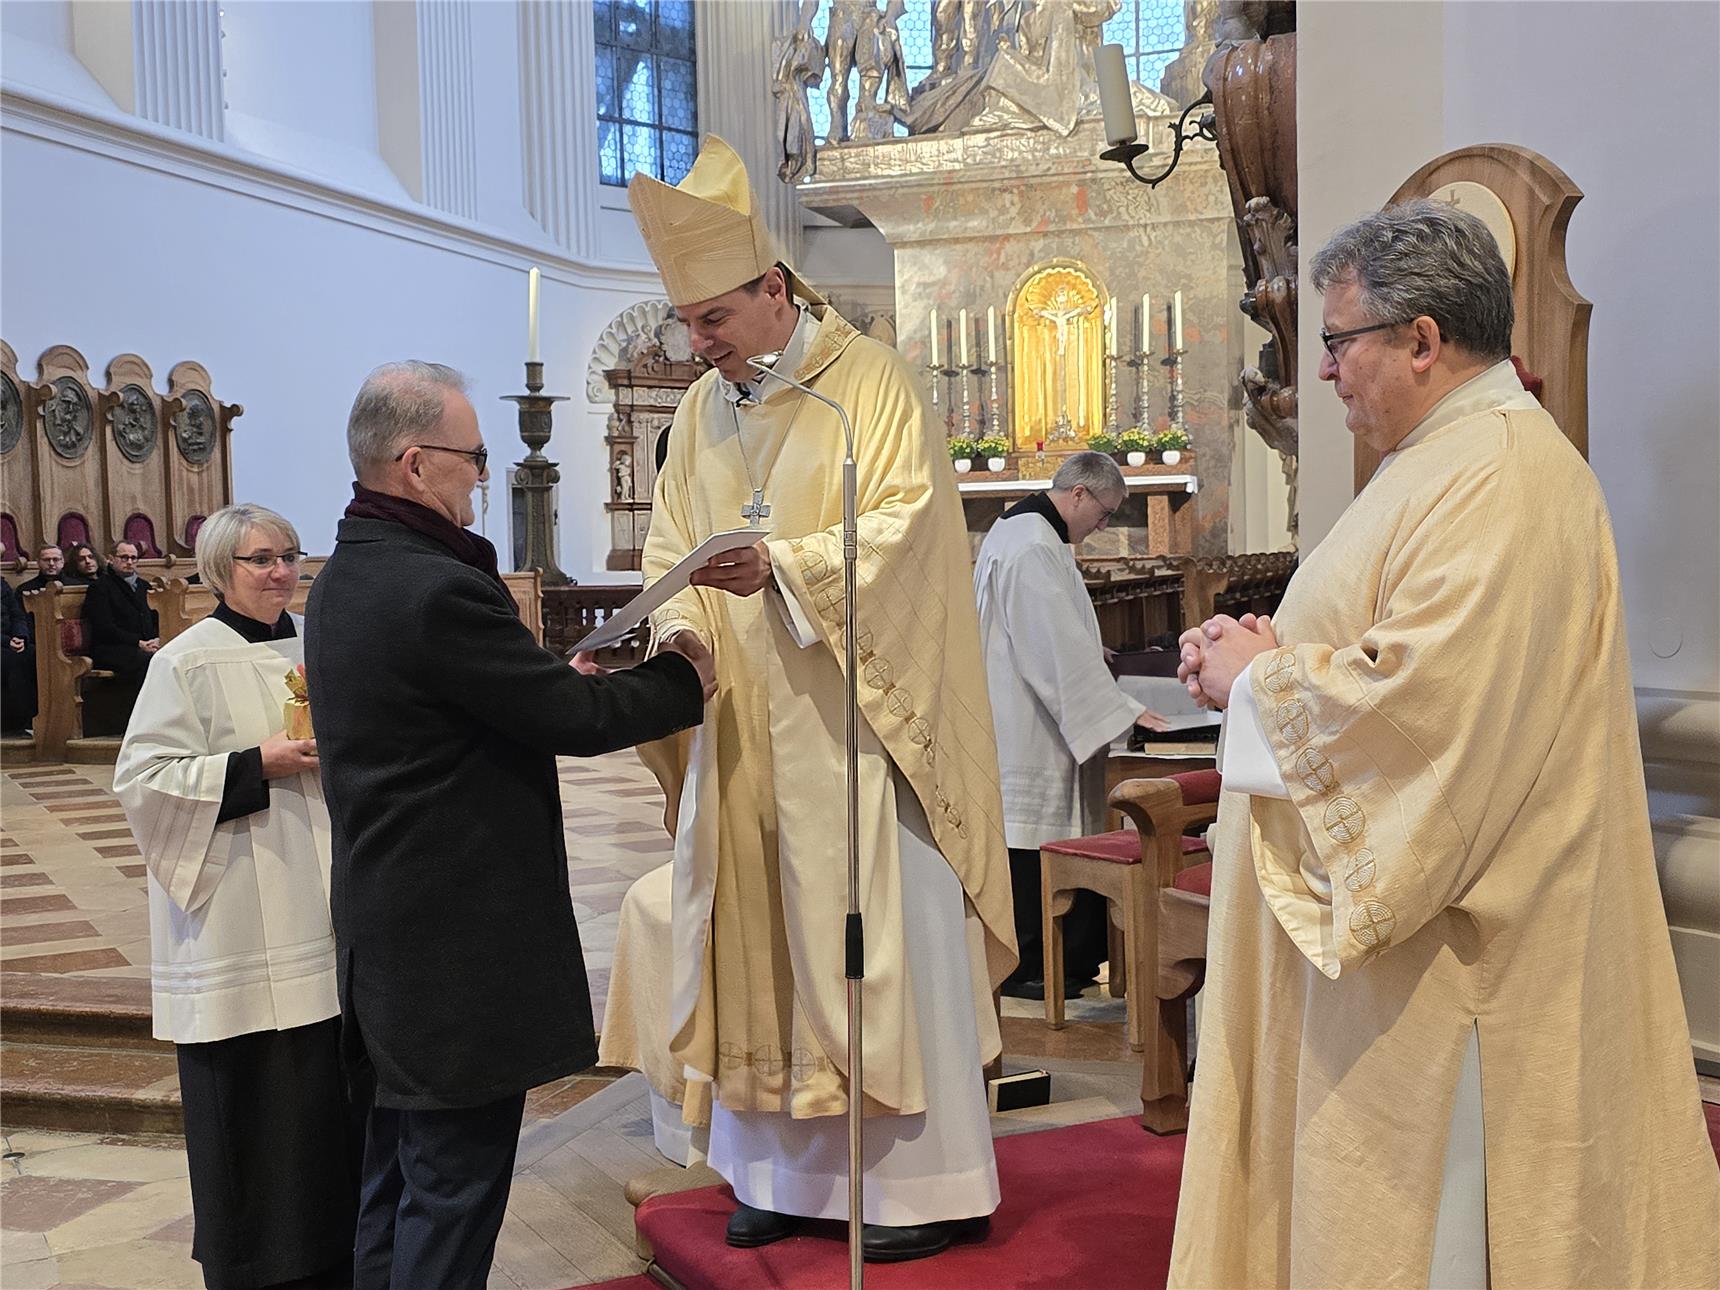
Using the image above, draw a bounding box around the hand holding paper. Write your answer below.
[568,527,768,653]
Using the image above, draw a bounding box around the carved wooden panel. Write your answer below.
[98,354,170,558]
[1,340,41,563]
[603,360,703,571]
[165,360,240,554]
[1355,145,1591,490]
[32,346,105,557]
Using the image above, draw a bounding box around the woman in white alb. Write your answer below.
[115,503,355,1290]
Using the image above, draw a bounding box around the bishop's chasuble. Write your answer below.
[1170,362,1720,1288]
[634,304,1015,1219]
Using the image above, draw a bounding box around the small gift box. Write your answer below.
[283,664,313,740]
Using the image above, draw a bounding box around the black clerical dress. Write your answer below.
[306,515,705,1109]
[2,580,36,731]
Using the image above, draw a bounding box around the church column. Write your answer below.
[518,0,600,258]
[375,0,479,220]
[696,0,803,267]
[71,0,225,141]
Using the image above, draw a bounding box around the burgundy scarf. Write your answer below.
[344,484,507,593]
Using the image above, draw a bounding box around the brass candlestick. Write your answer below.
[501,360,571,586]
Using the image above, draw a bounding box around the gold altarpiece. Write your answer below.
[1009,261,1110,450]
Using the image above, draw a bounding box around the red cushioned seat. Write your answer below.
[1169,768,1223,805]
[1042,828,1140,864]
[1042,830,1210,867]
[1172,861,1213,897]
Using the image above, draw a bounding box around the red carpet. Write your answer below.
[633,1115,1185,1290]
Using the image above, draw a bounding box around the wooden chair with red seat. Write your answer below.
[1039,768,1220,1133]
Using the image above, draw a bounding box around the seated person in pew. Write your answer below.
[61,542,100,586]
[2,579,36,736]
[972,450,1168,1000]
[84,539,161,687]
[16,544,67,595]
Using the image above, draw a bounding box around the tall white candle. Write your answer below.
[1095,43,1137,146]
[930,308,939,367]
[958,308,970,365]
[986,306,997,362]
[1141,293,1151,357]
[527,266,541,363]
[1172,290,1184,350]
[1106,299,1117,357]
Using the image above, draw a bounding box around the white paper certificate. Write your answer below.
[568,527,767,653]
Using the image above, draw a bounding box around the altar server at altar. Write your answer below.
[973,450,1168,997]
[308,362,711,1290]
[115,503,356,1290]
[1172,200,1720,1288]
[621,134,1015,1264]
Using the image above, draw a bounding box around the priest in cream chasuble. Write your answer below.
[1171,201,1720,1289]
[622,135,1016,1251]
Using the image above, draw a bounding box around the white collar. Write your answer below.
[719,307,815,408]
[1392,359,1539,454]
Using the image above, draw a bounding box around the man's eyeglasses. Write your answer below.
[397,444,488,473]
[235,550,305,571]
[1320,320,1399,361]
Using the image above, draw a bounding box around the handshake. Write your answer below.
[570,632,718,702]
[1177,612,1279,711]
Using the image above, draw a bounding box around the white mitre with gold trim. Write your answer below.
[627,134,822,308]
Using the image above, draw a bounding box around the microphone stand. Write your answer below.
[748,353,865,1290]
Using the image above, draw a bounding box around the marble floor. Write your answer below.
[1,750,1138,1288]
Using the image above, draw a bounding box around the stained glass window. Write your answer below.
[595,0,697,186]
[804,0,1186,144]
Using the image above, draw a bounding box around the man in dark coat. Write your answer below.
[16,544,67,596]
[1,579,36,735]
[83,540,160,682]
[307,360,714,1290]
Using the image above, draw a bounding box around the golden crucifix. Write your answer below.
[1032,286,1098,441]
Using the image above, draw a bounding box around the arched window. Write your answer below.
[596,1,698,187]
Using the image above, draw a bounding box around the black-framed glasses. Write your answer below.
[1320,320,1399,360]
[234,550,305,571]
[397,444,488,473]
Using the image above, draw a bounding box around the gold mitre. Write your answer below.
[628,134,822,308]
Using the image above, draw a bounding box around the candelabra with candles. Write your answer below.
[505,267,571,586]
[1166,289,1188,433]
[501,360,571,586]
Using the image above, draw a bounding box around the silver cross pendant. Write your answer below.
[741,488,771,528]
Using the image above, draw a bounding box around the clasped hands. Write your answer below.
[571,632,717,702]
[1178,612,1279,711]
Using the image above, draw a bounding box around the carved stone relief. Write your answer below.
[43,378,94,459]
[113,384,159,463]
[173,389,217,464]
[0,373,21,455]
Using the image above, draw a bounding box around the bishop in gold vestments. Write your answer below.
[623,136,1015,1246]
[1172,202,1720,1288]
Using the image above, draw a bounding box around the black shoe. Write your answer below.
[1001,976,1095,1001]
[725,1202,798,1248]
[944,1213,991,1243]
[862,1222,951,1263]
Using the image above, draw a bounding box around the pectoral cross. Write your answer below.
[741,488,772,528]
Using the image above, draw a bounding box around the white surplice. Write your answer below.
[973,507,1143,847]
[113,615,337,1043]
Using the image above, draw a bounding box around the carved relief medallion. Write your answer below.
[0,374,21,455]
[43,378,94,459]
[173,390,217,464]
[113,385,158,463]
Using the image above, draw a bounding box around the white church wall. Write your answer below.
[1300,0,1720,1066]
[2,0,680,581]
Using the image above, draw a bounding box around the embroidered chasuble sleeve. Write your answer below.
[113,660,233,914]
[1248,451,1613,978]
[997,543,1143,763]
